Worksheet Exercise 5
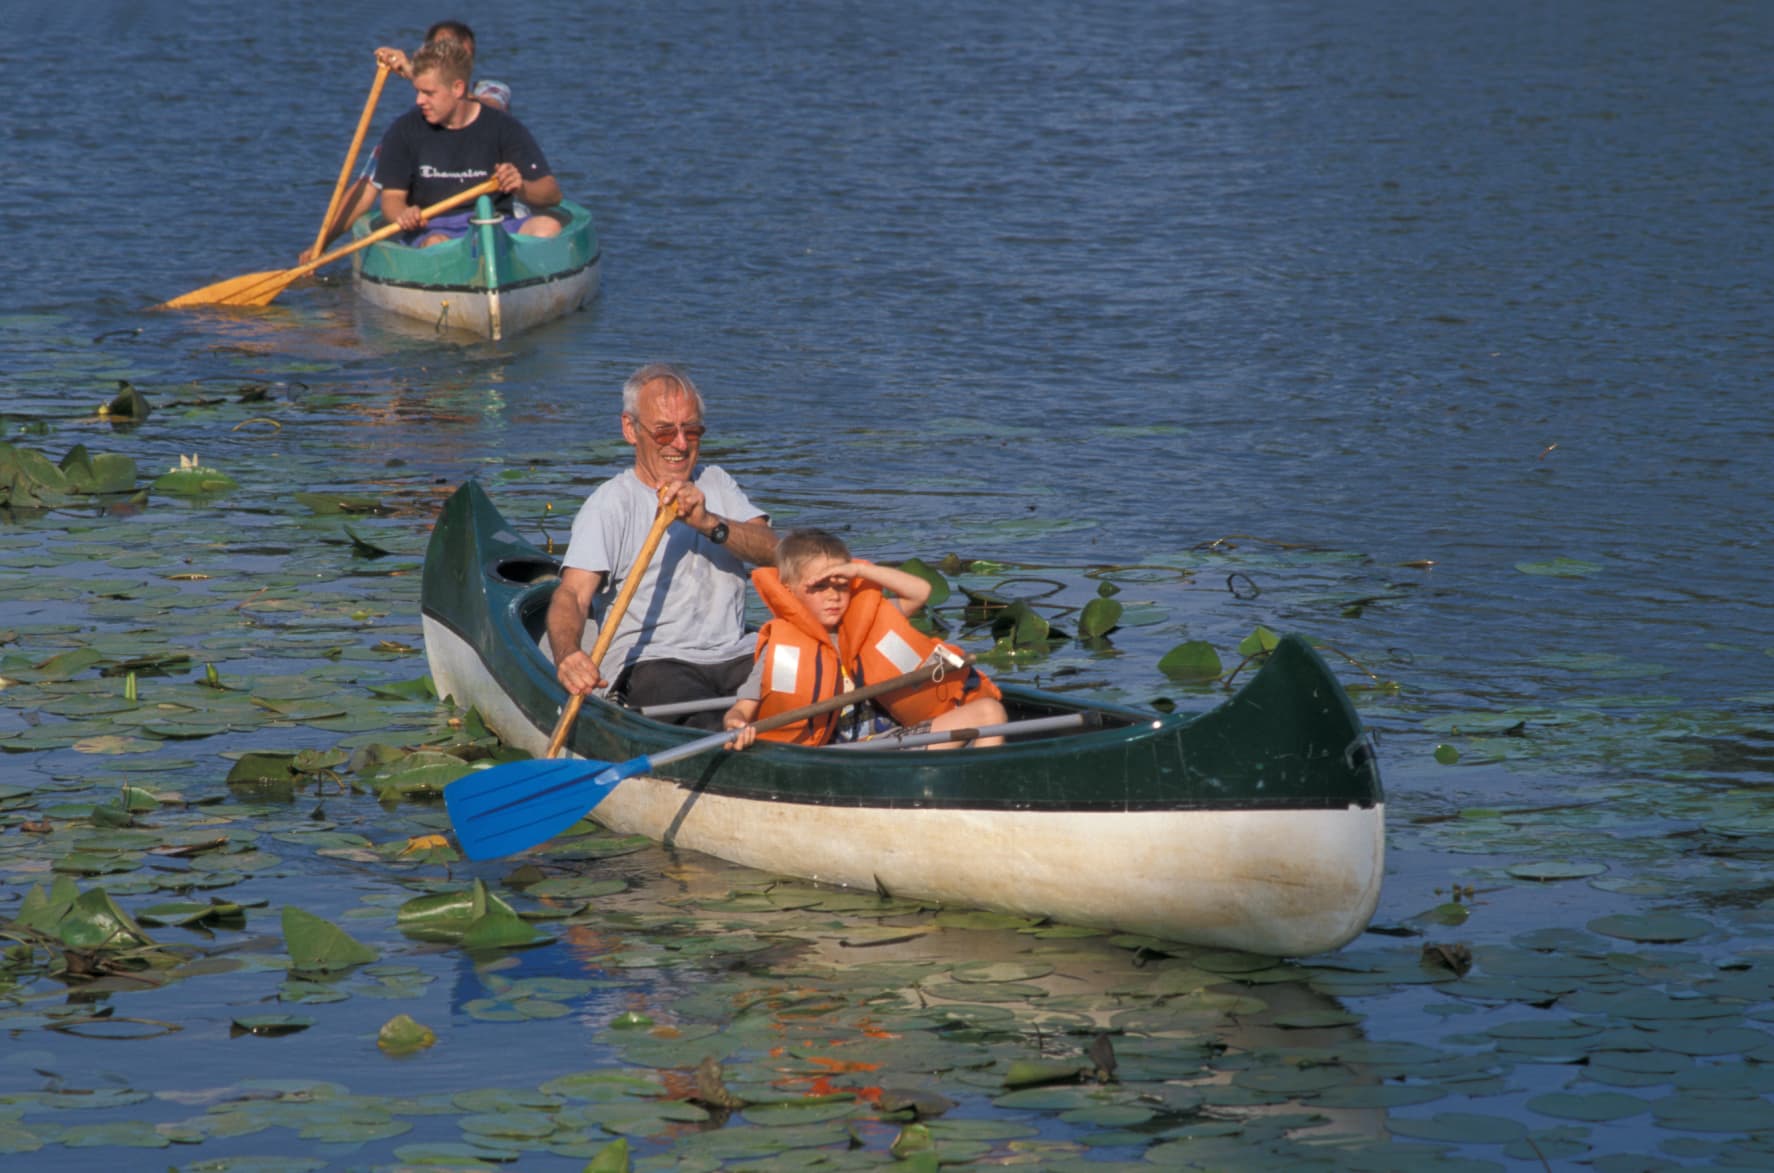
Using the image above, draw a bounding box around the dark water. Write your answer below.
[6,1,1774,1168]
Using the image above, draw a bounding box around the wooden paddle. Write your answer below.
[445,658,956,860]
[309,62,392,262]
[160,177,500,309]
[542,495,681,761]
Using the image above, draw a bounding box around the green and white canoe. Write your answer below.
[349,196,600,340]
[421,481,1385,956]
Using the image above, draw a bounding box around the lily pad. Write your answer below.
[1509,860,1608,881]
[1158,640,1221,681]
[1588,913,1712,944]
[1516,557,1602,578]
[377,1013,437,1054]
[1077,598,1122,638]
[231,1015,315,1037]
[282,906,378,972]
[1526,1091,1647,1122]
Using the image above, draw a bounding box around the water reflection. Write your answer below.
[435,845,1394,1159]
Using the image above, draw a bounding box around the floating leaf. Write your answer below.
[58,444,137,494]
[152,460,238,496]
[897,557,951,607]
[103,382,151,420]
[344,525,392,558]
[59,887,156,951]
[1508,860,1608,882]
[1588,913,1712,944]
[295,492,386,515]
[1077,597,1122,639]
[990,599,1054,648]
[0,442,75,506]
[1515,557,1602,578]
[1158,640,1221,681]
[29,648,104,682]
[283,906,378,972]
[225,752,303,786]
[1236,625,1280,656]
[398,879,550,950]
[231,1015,314,1038]
[137,900,248,928]
[1003,1060,1087,1089]
[583,1138,632,1173]
[460,900,552,951]
[1526,1091,1648,1122]
[377,1013,437,1054]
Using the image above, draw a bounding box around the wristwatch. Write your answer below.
[707,520,730,545]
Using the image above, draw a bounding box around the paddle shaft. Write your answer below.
[637,695,738,718]
[160,178,500,308]
[635,658,956,771]
[260,178,500,291]
[543,499,679,757]
[443,658,968,860]
[311,63,391,260]
[827,711,1095,751]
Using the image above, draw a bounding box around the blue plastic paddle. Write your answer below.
[445,660,947,860]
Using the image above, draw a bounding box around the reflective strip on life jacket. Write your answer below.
[767,641,802,696]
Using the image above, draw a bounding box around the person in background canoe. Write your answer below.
[545,364,779,729]
[722,529,1007,750]
[374,37,560,248]
[300,21,512,262]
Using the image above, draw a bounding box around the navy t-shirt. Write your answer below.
[374,104,551,215]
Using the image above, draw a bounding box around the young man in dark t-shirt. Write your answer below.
[374,38,562,247]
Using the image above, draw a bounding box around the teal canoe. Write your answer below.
[350,196,600,340]
[421,481,1385,955]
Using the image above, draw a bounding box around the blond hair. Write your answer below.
[412,37,473,86]
[776,528,850,586]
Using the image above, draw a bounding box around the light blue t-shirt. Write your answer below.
[556,467,764,682]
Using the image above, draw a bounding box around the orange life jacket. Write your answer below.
[749,565,1000,745]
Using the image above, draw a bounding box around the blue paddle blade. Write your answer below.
[444,754,648,860]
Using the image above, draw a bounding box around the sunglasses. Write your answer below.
[632,418,707,446]
[799,577,853,595]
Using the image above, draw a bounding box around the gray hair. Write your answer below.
[622,362,706,418]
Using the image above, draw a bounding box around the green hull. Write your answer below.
[421,481,1385,954]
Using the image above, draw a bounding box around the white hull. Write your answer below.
[356,262,598,341]
[425,616,1384,956]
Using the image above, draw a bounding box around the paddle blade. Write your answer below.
[444,755,645,860]
[159,269,294,309]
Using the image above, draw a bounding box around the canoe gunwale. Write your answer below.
[354,251,600,296]
[421,482,1384,815]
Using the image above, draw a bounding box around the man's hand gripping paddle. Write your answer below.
[446,647,959,860]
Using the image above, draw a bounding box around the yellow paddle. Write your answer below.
[160,178,500,309]
[543,495,681,758]
[310,62,392,262]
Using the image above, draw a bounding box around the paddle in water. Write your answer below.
[446,659,952,860]
[160,178,500,309]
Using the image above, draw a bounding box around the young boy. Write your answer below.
[723,529,1007,749]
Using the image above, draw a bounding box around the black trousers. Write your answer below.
[614,655,753,730]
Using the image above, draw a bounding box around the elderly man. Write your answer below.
[546,364,777,728]
[374,37,560,247]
